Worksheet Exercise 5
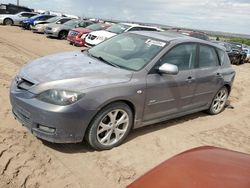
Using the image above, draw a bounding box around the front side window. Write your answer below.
[199,45,219,68]
[88,33,167,71]
[159,44,197,70]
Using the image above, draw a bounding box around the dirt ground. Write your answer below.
[0,26,250,188]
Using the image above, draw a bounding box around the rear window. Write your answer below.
[217,49,225,65]
[199,45,219,68]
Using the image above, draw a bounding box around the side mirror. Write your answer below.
[158,63,179,75]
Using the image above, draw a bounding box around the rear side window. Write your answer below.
[217,49,225,65]
[59,18,71,24]
[199,45,219,68]
[160,44,197,70]
[21,13,33,17]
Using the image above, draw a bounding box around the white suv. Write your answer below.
[84,23,163,47]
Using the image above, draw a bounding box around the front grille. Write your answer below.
[87,34,97,40]
[69,30,79,36]
[16,78,34,90]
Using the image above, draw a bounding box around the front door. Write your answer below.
[143,43,198,122]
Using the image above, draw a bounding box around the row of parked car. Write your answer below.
[0,8,249,65]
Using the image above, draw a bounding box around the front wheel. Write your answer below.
[207,87,228,115]
[86,102,133,150]
[58,31,68,40]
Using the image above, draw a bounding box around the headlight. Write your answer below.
[37,89,84,105]
[81,33,87,39]
[97,36,107,41]
[52,27,59,32]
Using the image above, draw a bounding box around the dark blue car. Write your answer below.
[21,14,55,29]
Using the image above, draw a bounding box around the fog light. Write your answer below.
[38,125,55,133]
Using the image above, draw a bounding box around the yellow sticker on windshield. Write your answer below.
[145,39,166,47]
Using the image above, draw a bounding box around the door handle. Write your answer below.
[216,73,222,77]
[186,76,194,83]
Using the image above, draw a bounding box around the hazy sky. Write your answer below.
[2,0,250,34]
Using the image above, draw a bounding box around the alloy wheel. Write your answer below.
[97,109,129,146]
[212,88,228,114]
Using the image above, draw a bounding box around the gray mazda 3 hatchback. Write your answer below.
[10,31,235,150]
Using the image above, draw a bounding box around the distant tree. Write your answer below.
[216,36,220,41]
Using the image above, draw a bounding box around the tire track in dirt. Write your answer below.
[0,128,81,188]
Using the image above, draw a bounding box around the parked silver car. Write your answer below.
[0,11,37,25]
[44,19,94,39]
[10,31,235,150]
[31,16,72,33]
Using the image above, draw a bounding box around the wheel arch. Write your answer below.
[83,99,136,139]
[58,29,68,36]
[3,17,13,25]
[224,83,231,94]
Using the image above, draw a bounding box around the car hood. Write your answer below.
[19,51,133,93]
[90,30,117,38]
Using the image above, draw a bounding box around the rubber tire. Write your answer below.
[58,30,68,40]
[85,102,133,150]
[4,18,13,26]
[207,86,228,115]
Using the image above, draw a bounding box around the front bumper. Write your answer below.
[22,22,31,29]
[45,30,59,38]
[10,81,95,143]
[67,36,85,47]
[0,18,4,24]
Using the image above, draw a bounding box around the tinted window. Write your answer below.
[160,44,197,70]
[199,45,219,67]
[217,49,225,65]
[59,18,71,24]
[86,23,102,31]
[21,13,33,17]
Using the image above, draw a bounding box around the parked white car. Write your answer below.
[84,23,163,47]
[0,11,37,25]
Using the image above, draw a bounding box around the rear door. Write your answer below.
[191,44,224,108]
[143,43,198,122]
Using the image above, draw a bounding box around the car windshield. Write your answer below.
[64,19,78,26]
[106,24,130,34]
[46,16,60,23]
[86,23,102,31]
[88,33,167,71]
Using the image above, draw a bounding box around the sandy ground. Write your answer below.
[0,26,250,188]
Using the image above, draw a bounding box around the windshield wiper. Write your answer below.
[97,56,121,68]
[87,52,120,68]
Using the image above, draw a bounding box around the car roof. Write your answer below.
[131,31,225,50]
[128,146,250,188]
[120,22,159,29]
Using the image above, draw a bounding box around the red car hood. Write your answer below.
[128,146,250,188]
[71,28,93,34]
